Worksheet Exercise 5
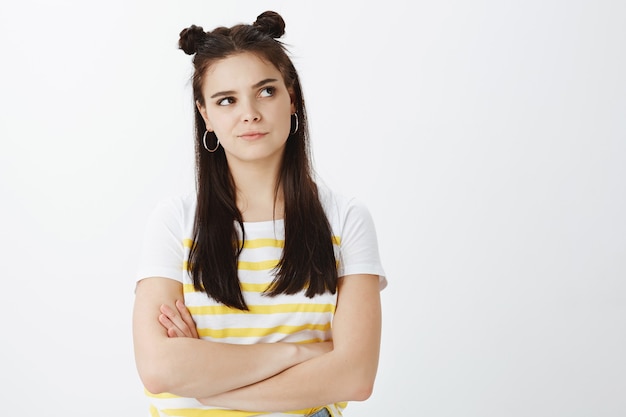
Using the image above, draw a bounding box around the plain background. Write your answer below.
[1,0,625,415]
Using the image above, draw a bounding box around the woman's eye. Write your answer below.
[259,87,275,97]
[217,97,235,106]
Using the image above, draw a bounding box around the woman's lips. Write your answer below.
[239,131,267,141]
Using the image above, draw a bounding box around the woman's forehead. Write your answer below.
[203,52,284,89]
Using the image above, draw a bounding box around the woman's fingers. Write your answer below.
[158,312,184,337]
[159,301,198,338]
[176,299,199,338]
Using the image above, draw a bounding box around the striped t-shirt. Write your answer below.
[136,186,387,417]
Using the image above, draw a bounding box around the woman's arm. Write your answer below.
[196,273,382,412]
[132,277,332,398]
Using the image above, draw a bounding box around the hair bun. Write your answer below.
[179,25,206,55]
[253,11,285,38]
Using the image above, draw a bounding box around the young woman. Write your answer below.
[132,11,387,417]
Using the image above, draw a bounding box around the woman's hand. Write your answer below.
[159,299,199,338]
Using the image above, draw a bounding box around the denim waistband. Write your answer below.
[307,408,330,417]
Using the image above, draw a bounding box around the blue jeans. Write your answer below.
[308,408,330,417]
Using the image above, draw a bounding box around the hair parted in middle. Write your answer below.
[179,11,338,310]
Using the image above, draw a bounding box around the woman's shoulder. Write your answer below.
[155,192,195,208]
[317,182,371,224]
[148,193,197,225]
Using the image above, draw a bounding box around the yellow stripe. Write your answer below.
[184,261,279,271]
[184,260,281,271]
[186,238,285,249]
[296,337,327,344]
[189,303,334,315]
[198,322,331,339]
[162,409,269,417]
[144,389,179,399]
[241,238,284,249]
[241,282,269,292]
[238,259,279,271]
[184,282,270,293]
[183,282,274,293]
[161,407,322,417]
[328,403,349,417]
[149,404,160,417]
[158,407,323,417]
[183,238,284,252]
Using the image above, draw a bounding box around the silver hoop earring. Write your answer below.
[291,113,299,135]
[202,130,220,152]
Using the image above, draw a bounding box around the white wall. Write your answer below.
[1,1,624,415]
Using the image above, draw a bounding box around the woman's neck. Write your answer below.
[230,161,284,222]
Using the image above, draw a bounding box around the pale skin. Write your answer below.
[132,52,382,412]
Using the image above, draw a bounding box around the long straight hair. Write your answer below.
[179,12,337,310]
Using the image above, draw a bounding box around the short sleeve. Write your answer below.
[135,198,186,283]
[336,198,387,290]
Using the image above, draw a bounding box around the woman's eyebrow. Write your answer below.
[210,89,235,99]
[209,78,279,99]
[252,78,278,89]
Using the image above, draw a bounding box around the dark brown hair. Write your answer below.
[179,11,337,310]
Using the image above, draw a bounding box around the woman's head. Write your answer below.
[179,11,308,168]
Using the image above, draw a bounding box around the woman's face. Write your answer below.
[197,52,295,166]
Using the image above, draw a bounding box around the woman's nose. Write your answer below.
[241,100,261,123]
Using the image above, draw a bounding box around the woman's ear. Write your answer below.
[288,88,296,114]
[196,100,212,131]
